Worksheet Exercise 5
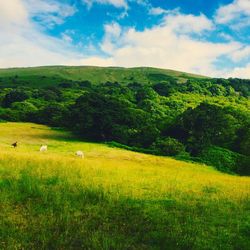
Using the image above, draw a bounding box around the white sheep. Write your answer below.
[75,150,84,158]
[40,145,47,152]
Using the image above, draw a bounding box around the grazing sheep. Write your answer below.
[40,145,47,152]
[76,150,84,158]
[11,141,18,148]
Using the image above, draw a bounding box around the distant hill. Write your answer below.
[0,66,208,87]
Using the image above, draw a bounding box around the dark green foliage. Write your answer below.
[78,80,92,88]
[2,89,29,108]
[234,124,250,156]
[168,103,245,155]
[135,86,157,104]
[94,81,135,102]
[0,108,20,121]
[153,82,177,96]
[11,101,38,121]
[66,92,157,147]
[227,78,250,97]
[152,137,185,156]
[36,103,68,126]
[34,87,62,101]
[237,155,250,176]
[58,81,78,88]
[199,146,250,175]
[208,84,227,96]
[199,146,240,174]
[184,80,211,95]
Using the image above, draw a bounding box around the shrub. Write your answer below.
[2,89,29,108]
[37,103,68,126]
[11,101,38,121]
[237,155,250,176]
[199,146,249,175]
[0,108,20,121]
[152,137,185,156]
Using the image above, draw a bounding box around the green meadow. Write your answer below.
[1,122,249,249]
[0,66,206,87]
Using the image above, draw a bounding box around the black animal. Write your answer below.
[11,141,17,148]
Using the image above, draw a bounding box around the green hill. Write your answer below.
[0,66,207,87]
[1,122,250,249]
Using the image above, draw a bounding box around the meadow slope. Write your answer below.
[0,123,250,249]
[0,66,207,87]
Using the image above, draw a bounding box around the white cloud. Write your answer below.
[231,46,250,61]
[98,13,241,77]
[149,7,168,15]
[95,12,250,78]
[101,22,122,53]
[163,13,213,34]
[0,0,29,29]
[215,0,250,28]
[23,0,76,27]
[226,63,250,79]
[69,56,115,66]
[219,33,234,41]
[61,33,73,43]
[61,29,77,44]
[0,0,79,68]
[82,0,128,9]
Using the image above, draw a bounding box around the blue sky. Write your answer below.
[0,0,249,78]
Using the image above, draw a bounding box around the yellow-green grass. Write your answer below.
[1,123,249,249]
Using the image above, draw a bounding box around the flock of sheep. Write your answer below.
[11,142,84,158]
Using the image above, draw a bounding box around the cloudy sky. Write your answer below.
[0,0,249,78]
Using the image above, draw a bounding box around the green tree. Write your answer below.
[152,137,185,156]
[2,90,29,108]
[168,103,241,155]
[37,103,67,126]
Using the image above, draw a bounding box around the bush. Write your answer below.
[37,103,68,126]
[0,108,20,121]
[237,155,250,176]
[2,89,29,108]
[152,137,185,156]
[9,101,38,121]
[199,146,249,175]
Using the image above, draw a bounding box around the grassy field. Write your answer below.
[0,66,207,87]
[0,123,249,249]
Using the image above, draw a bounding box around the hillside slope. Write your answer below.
[1,123,250,249]
[0,66,207,87]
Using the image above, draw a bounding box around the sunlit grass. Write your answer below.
[1,122,249,249]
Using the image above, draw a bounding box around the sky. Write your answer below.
[0,0,250,78]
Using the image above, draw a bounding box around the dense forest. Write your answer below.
[0,67,249,175]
